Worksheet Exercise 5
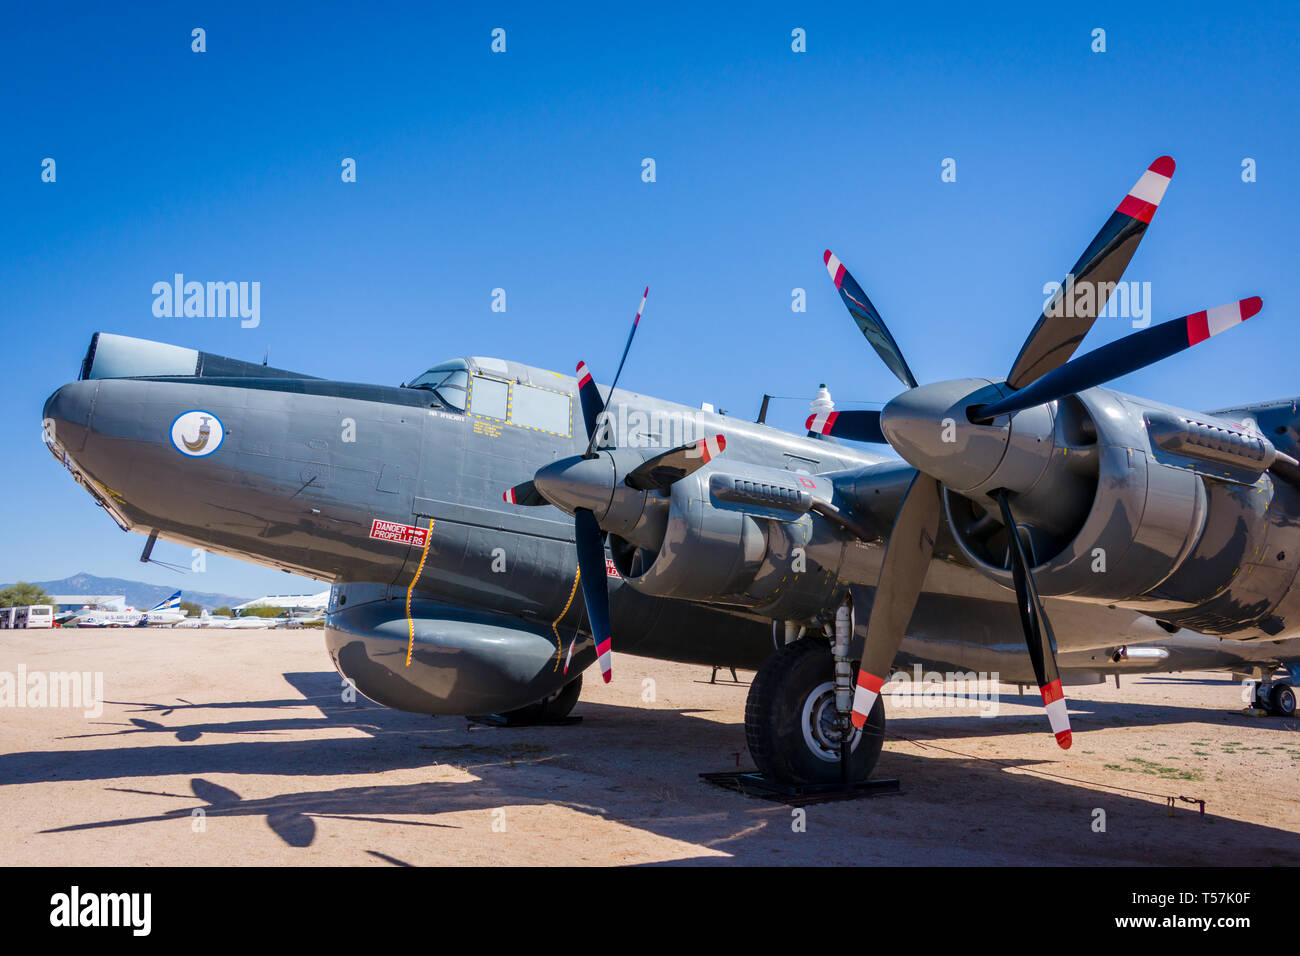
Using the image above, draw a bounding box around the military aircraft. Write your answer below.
[40,156,1300,785]
[138,590,186,626]
[66,606,143,628]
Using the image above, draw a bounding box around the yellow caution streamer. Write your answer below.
[404,519,436,667]
[552,564,582,671]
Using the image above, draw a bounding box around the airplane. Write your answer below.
[168,608,275,629]
[138,590,187,626]
[39,155,1300,786]
[275,610,326,628]
[67,606,143,628]
[203,610,276,629]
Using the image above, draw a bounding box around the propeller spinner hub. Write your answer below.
[533,454,617,519]
[880,378,1014,494]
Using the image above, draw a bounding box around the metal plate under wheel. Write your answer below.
[700,770,900,806]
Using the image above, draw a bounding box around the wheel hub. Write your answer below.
[801,680,863,762]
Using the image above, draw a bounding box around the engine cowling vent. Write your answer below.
[709,474,812,513]
[1146,410,1280,479]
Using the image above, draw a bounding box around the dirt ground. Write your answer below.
[1,627,1297,866]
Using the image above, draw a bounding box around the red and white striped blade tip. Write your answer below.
[1116,156,1175,223]
[806,411,836,434]
[1040,679,1072,750]
[850,670,885,728]
[696,434,726,462]
[596,638,613,683]
[823,250,846,288]
[1187,297,1262,345]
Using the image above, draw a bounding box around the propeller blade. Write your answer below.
[1006,156,1175,389]
[824,251,918,389]
[575,361,605,448]
[850,472,941,728]
[995,490,1071,749]
[573,507,614,683]
[608,287,648,398]
[503,480,547,506]
[805,409,886,444]
[578,288,650,458]
[624,435,726,491]
[980,297,1261,420]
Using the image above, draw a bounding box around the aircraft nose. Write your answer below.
[42,380,98,453]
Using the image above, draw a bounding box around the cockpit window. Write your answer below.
[408,361,469,411]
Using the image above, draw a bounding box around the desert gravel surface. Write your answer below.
[2,627,1298,866]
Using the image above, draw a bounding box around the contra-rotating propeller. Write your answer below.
[820,156,1264,749]
[503,288,727,682]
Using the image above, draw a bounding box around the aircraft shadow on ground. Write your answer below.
[7,671,1299,864]
[883,687,1300,740]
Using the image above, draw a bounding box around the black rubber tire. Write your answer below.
[745,636,885,785]
[498,674,583,725]
[1271,682,1297,718]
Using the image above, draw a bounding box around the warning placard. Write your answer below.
[369,519,431,547]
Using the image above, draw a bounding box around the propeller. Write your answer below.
[824,251,917,389]
[805,409,885,444]
[849,472,941,727]
[504,288,729,684]
[1006,156,1176,388]
[977,297,1261,420]
[570,346,621,682]
[825,156,1257,750]
[624,435,726,491]
[995,489,1071,748]
[583,287,649,457]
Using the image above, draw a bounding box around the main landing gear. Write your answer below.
[1252,675,1297,718]
[745,636,885,785]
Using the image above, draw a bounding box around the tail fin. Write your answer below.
[149,590,182,611]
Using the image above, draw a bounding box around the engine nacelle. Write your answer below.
[609,464,843,620]
[947,387,1300,636]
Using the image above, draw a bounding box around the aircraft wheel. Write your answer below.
[1270,682,1297,718]
[745,636,885,786]
[496,674,583,725]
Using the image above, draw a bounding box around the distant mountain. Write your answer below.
[9,572,251,611]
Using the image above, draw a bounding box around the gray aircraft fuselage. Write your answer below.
[41,333,1300,716]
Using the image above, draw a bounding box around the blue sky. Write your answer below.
[2,2,1297,598]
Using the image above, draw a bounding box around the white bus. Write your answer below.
[0,607,16,628]
[14,605,54,629]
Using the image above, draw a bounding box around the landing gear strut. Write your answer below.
[745,636,885,785]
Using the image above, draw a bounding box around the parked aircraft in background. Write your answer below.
[68,606,142,628]
[138,590,186,626]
